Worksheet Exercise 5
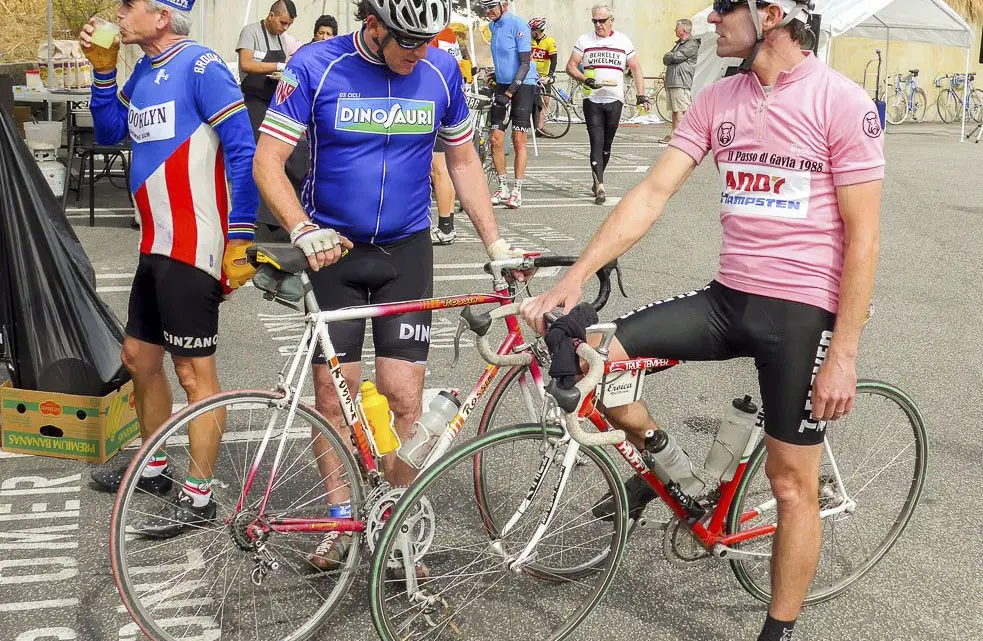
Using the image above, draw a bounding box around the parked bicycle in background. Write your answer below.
[884,69,926,125]
[935,72,983,124]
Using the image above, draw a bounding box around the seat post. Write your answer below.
[300,272,321,314]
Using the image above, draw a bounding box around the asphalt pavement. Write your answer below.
[1,121,981,641]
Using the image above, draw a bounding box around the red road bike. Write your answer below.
[369,305,928,641]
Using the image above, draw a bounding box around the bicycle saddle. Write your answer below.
[971,73,977,81]
[248,244,310,274]
[909,69,919,76]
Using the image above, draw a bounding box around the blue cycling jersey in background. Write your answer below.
[260,30,473,245]
[489,11,538,86]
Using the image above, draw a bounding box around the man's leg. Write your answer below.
[430,150,456,244]
[764,439,823,618]
[511,129,528,181]
[671,111,681,134]
[375,357,426,487]
[121,337,171,443]
[172,355,224,486]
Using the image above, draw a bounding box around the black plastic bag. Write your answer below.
[0,106,127,396]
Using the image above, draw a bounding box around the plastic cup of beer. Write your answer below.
[90,18,120,49]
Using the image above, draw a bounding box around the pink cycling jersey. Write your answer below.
[670,52,885,314]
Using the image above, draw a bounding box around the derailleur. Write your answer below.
[250,543,280,586]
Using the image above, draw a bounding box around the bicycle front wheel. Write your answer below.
[969,89,983,124]
[539,91,572,139]
[369,424,627,641]
[111,390,366,641]
[726,380,928,606]
[654,85,670,123]
[885,91,908,125]
[938,89,960,123]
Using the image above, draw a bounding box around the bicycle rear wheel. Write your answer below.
[726,380,927,605]
[938,90,960,123]
[910,88,927,122]
[111,390,366,641]
[569,84,585,122]
[969,89,983,124]
[369,424,627,641]
[621,84,638,122]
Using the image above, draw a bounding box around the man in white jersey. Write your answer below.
[565,3,649,205]
[525,2,884,640]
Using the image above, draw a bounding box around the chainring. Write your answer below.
[364,485,436,569]
[662,516,712,568]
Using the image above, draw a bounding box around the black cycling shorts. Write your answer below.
[490,83,535,132]
[310,230,433,365]
[615,281,836,446]
[126,254,223,358]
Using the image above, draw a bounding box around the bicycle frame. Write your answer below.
[235,272,546,536]
[501,355,858,567]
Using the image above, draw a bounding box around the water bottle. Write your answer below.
[397,391,462,469]
[359,381,400,455]
[704,395,759,483]
[641,430,705,497]
[584,67,596,97]
[557,87,571,102]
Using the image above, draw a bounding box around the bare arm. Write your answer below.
[566,51,586,83]
[254,133,351,270]
[627,55,646,97]
[811,180,881,420]
[444,141,500,249]
[238,48,281,76]
[521,147,697,332]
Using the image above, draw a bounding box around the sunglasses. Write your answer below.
[389,29,431,50]
[712,0,769,15]
[591,17,611,24]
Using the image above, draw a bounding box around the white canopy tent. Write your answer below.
[689,0,977,141]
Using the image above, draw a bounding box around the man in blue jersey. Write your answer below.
[478,0,538,210]
[79,0,259,538]
[254,0,518,571]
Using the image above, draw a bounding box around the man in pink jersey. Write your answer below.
[522,2,883,640]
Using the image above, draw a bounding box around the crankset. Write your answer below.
[662,516,712,568]
[365,484,436,569]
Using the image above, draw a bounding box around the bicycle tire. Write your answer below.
[910,88,927,123]
[885,90,909,125]
[653,85,670,124]
[369,424,628,641]
[476,365,545,437]
[569,84,585,122]
[537,89,572,139]
[970,89,983,124]
[111,390,366,641]
[621,84,638,122]
[938,89,959,123]
[726,380,928,606]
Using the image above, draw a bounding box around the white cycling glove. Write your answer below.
[487,238,525,261]
[290,221,341,257]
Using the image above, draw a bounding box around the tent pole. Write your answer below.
[244,0,253,29]
[46,0,54,120]
[468,5,478,91]
[961,45,969,141]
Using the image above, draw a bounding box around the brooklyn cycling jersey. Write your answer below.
[90,40,258,281]
[260,30,473,244]
[670,52,885,314]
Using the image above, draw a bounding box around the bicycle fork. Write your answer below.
[495,434,580,571]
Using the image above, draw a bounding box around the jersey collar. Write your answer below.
[354,29,386,66]
[150,39,195,68]
[749,52,820,96]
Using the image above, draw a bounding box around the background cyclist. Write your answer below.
[523,2,883,640]
[566,3,649,205]
[480,0,538,210]
[529,17,557,133]
[253,0,518,572]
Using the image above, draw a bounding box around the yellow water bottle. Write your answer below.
[359,381,400,455]
[584,67,596,97]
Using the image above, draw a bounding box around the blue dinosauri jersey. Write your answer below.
[261,30,474,245]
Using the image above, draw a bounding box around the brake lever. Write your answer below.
[614,262,628,297]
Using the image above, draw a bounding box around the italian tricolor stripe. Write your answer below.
[208,100,246,128]
[438,118,474,146]
[92,74,117,90]
[260,110,305,145]
[117,89,131,108]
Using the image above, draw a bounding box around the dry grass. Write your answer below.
[0,0,115,63]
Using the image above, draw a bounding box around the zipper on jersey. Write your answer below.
[371,74,392,245]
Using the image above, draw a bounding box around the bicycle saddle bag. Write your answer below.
[252,264,308,309]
